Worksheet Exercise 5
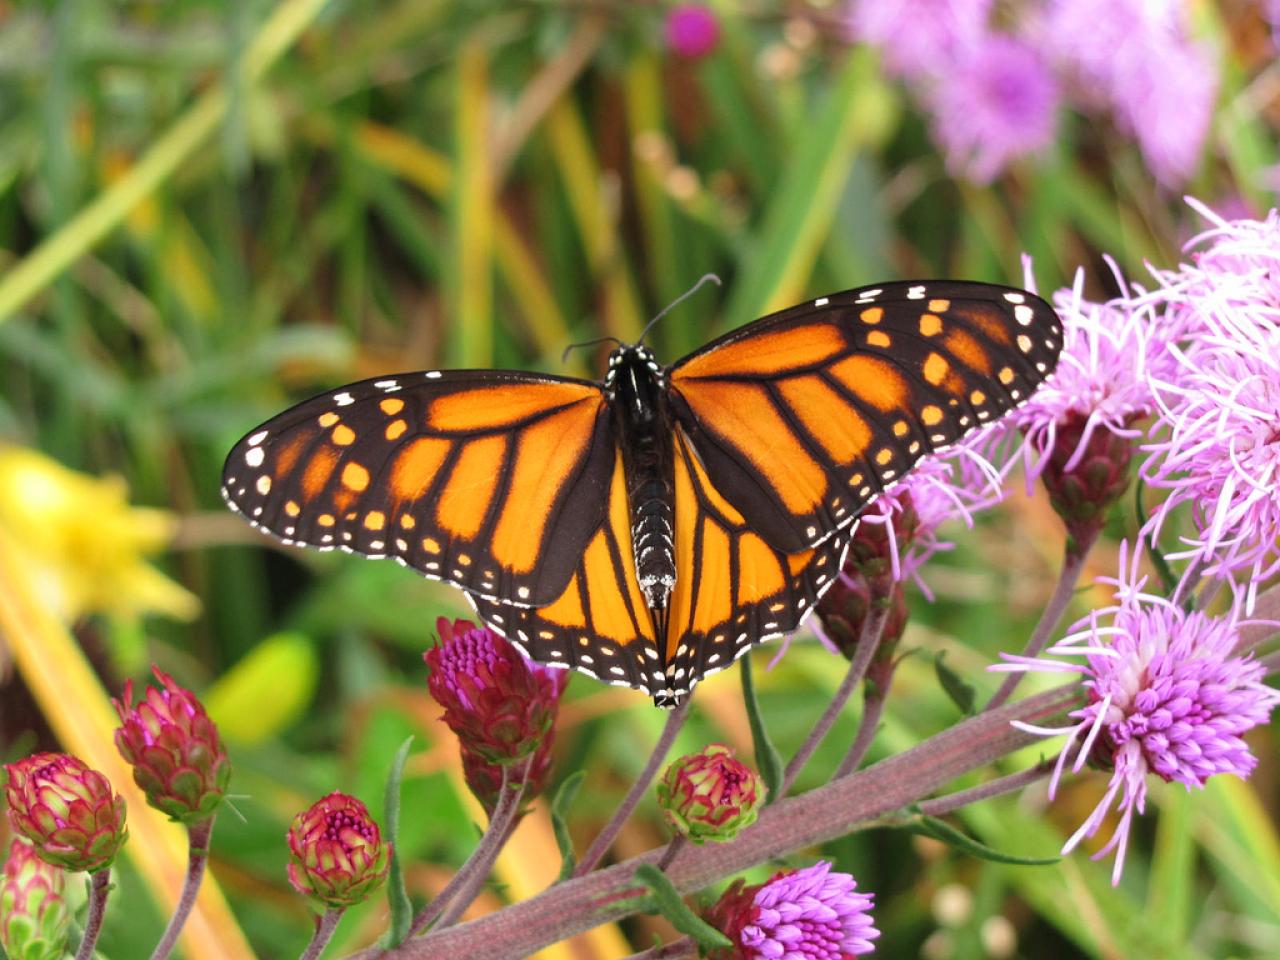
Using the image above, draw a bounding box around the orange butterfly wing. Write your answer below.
[222,371,614,606]
[670,281,1063,552]
[471,427,846,703]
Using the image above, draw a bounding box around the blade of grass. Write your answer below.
[720,49,893,331]
[449,38,494,367]
[1146,788,1196,949]
[545,98,645,343]
[354,113,566,362]
[0,528,254,960]
[0,0,332,324]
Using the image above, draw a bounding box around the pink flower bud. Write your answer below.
[113,665,231,824]
[657,743,763,844]
[286,792,390,909]
[3,754,127,874]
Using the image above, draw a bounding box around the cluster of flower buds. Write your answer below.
[0,837,70,960]
[113,666,231,824]
[425,618,567,815]
[657,744,763,844]
[3,753,127,874]
[286,792,391,910]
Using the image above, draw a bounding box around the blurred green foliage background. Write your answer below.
[0,1,1277,957]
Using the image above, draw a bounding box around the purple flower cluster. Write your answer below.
[996,546,1279,883]
[707,860,879,959]
[1140,202,1280,609]
[844,0,1217,185]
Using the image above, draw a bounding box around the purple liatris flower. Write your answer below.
[657,743,764,844]
[1139,204,1280,606]
[664,4,720,59]
[924,33,1059,183]
[425,618,567,764]
[2,753,128,874]
[706,861,879,958]
[1007,260,1174,548]
[112,664,231,824]
[994,548,1280,883]
[844,0,992,81]
[286,792,391,909]
[1,837,70,960]
[1042,0,1216,186]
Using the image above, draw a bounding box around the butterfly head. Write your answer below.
[604,343,664,392]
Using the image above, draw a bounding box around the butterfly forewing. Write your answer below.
[221,370,615,606]
[669,280,1062,553]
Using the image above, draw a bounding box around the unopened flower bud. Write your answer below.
[657,743,762,844]
[286,792,390,909]
[0,837,70,960]
[665,5,720,60]
[2,753,127,873]
[816,573,909,661]
[425,618,567,765]
[113,665,230,824]
[1040,410,1138,554]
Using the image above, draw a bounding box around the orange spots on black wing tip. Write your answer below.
[318,412,339,428]
[332,424,356,446]
[867,331,891,348]
[380,397,405,415]
[919,313,943,337]
[923,352,949,386]
[859,306,884,325]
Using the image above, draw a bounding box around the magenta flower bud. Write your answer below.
[425,618,567,765]
[1,837,71,960]
[286,792,390,909]
[705,861,879,958]
[112,665,231,824]
[1039,409,1138,555]
[665,4,720,59]
[2,753,127,874]
[656,743,763,844]
[816,573,909,662]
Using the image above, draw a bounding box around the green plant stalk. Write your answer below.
[0,0,331,324]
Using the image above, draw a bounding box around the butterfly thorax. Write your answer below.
[606,346,677,624]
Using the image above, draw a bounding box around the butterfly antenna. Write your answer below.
[561,335,624,364]
[637,273,722,346]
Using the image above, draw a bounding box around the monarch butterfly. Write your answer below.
[223,280,1062,706]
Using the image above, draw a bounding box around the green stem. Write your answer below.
[573,697,691,878]
[298,908,343,960]
[150,816,215,960]
[74,869,112,960]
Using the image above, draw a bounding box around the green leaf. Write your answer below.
[381,736,415,948]
[1134,480,1178,597]
[203,632,319,744]
[634,863,732,952]
[551,770,587,881]
[740,656,783,804]
[910,813,1059,866]
[934,651,976,716]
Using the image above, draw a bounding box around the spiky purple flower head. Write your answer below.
[1009,260,1171,483]
[1042,0,1216,186]
[995,544,1280,883]
[707,860,879,959]
[844,0,992,82]
[1141,201,1280,608]
[924,32,1059,184]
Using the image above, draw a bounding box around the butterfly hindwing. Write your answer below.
[221,370,615,606]
[470,450,663,694]
[470,427,850,703]
[669,280,1062,552]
